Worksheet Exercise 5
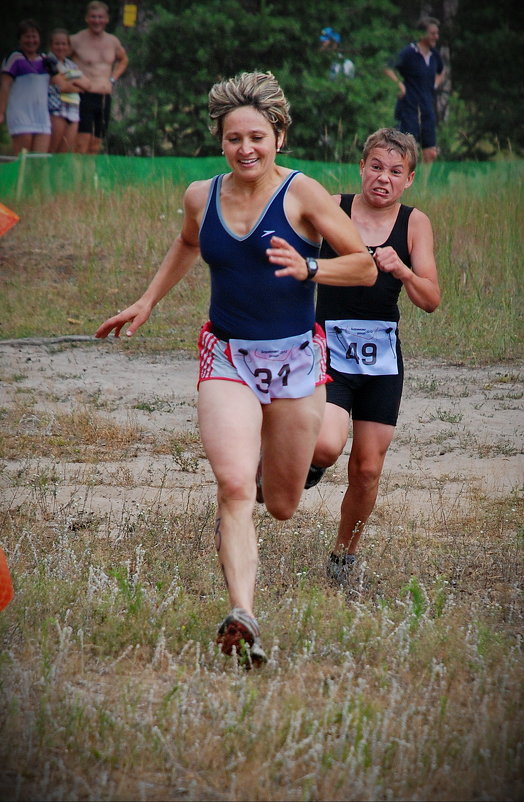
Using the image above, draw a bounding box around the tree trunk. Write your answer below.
[436,0,459,122]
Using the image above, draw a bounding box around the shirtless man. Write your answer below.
[71,1,128,154]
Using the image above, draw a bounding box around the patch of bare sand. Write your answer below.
[1,339,522,533]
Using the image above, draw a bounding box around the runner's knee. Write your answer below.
[313,437,342,467]
[265,494,299,521]
[349,458,382,490]
[217,470,256,504]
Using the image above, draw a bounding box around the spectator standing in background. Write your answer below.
[384,17,445,164]
[70,1,128,154]
[47,29,91,153]
[0,19,64,155]
[320,27,356,80]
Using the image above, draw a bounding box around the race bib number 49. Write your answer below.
[325,319,398,376]
[230,330,316,404]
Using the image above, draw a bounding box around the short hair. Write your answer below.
[417,16,440,31]
[49,28,70,43]
[86,1,110,15]
[208,71,292,146]
[18,19,41,38]
[362,128,418,171]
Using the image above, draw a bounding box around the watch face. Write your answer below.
[306,258,318,279]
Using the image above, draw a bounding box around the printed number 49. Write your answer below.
[346,342,377,365]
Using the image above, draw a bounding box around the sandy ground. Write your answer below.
[1,338,523,530]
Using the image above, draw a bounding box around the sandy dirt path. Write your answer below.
[1,340,522,531]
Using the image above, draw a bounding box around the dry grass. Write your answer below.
[0,185,209,352]
[0,375,523,800]
[0,405,142,462]
[1,485,522,801]
[1,168,523,362]
[1,171,523,800]
[0,407,524,801]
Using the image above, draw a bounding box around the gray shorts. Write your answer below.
[198,321,331,400]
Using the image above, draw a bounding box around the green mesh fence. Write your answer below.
[0,152,522,204]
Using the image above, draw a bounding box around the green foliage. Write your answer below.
[0,0,121,51]
[107,0,522,160]
[447,0,524,158]
[109,0,409,160]
[402,576,427,620]
[2,0,521,160]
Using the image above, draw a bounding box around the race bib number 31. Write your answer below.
[325,319,398,376]
[230,330,316,404]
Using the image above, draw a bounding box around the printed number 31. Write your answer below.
[254,363,290,393]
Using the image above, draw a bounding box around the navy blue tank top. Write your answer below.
[199,171,320,340]
[316,194,413,326]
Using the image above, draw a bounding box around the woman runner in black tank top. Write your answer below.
[306,128,440,587]
[316,193,413,326]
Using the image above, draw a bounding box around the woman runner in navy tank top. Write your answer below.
[96,71,376,666]
[305,128,440,590]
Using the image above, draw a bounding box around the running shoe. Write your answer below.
[304,464,326,489]
[326,552,356,588]
[216,607,268,668]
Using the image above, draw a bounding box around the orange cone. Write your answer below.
[0,548,14,611]
[0,202,20,237]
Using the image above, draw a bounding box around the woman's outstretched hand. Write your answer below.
[95,300,152,339]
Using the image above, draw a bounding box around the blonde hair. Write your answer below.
[208,71,291,146]
[362,128,418,171]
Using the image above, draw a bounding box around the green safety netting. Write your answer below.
[0,152,521,202]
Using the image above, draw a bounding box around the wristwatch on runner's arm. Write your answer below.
[303,257,319,282]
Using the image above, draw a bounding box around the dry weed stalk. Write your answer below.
[1,486,522,801]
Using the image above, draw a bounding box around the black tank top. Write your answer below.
[316,194,413,325]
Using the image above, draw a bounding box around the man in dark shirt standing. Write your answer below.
[385,17,445,163]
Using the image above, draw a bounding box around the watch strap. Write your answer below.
[303,257,319,282]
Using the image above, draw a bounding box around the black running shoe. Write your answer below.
[304,464,326,489]
[326,552,356,589]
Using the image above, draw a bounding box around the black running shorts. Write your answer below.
[326,340,404,426]
[78,92,111,139]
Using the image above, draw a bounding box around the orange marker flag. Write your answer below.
[0,202,20,237]
[0,548,14,611]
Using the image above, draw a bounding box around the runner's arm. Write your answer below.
[95,183,204,338]
[268,176,376,286]
[374,209,440,312]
